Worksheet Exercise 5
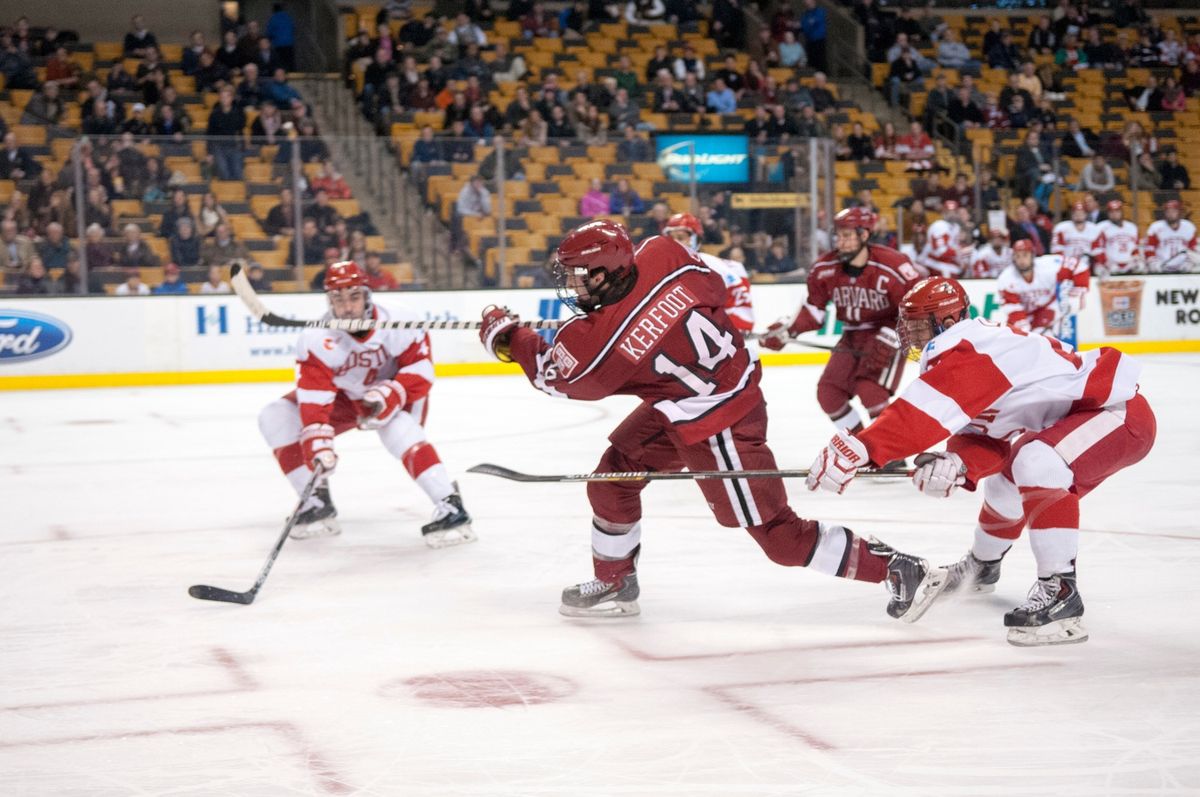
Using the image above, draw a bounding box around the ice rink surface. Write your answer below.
[2,356,1199,796]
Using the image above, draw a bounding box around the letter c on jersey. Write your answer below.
[0,310,73,364]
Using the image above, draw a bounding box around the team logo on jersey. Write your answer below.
[0,309,73,364]
[551,342,578,378]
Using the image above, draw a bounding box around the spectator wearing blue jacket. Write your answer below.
[154,262,190,294]
[706,78,737,114]
[266,3,297,71]
[801,0,828,72]
[267,68,302,106]
[609,178,646,215]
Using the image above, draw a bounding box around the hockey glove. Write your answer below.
[480,304,519,363]
[300,423,338,474]
[912,452,966,498]
[807,431,870,494]
[758,319,794,351]
[358,379,407,430]
[864,327,901,371]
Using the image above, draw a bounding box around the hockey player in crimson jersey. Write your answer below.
[807,277,1156,646]
[761,206,924,439]
[662,212,755,333]
[1051,201,1103,275]
[997,239,1088,336]
[1095,200,1143,276]
[1144,200,1199,273]
[257,261,475,546]
[479,220,943,620]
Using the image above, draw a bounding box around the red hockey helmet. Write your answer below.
[553,219,637,312]
[833,207,876,266]
[663,212,703,249]
[943,199,959,213]
[323,260,372,321]
[1012,239,1036,253]
[1164,199,1183,222]
[1106,199,1123,213]
[324,260,369,291]
[898,277,970,359]
[833,206,877,232]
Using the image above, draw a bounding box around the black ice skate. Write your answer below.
[421,492,476,548]
[941,551,1004,595]
[291,485,341,539]
[560,573,640,618]
[869,537,948,623]
[1004,572,1088,647]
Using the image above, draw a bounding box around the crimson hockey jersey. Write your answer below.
[791,244,923,334]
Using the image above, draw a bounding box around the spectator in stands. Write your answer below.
[201,223,247,266]
[0,218,35,273]
[267,68,302,108]
[617,126,651,162]
[83,223,114,269]
[216,30,243,71]
[745,106,771,138]
[653,69,683,113]
[713,54,743,96]
[310,161,351,199]
[1120,120,1158,160]
[522,3,559,38]
[543,104,571,140]
[199,264,231,294]
[307,246,342,288]
[1015,130,1055,205]
[886,33,933,75]
[608,87,641,131]
[487,40,526,85]
[799,0,827,72]
[706,78,737,114]
[194,50,229,95]
[1011,204,1048,254]
[1185,51,1200,96]
[157,191,192,241]
[1158,28,1183,67]
[1131,151,1159,191]
[981,92,1008,129]
[1060,118,1098,158]
[152,103,188,139]
[169,217,202,267]
[1128,32,1159,67]
[236,63,264,108]
[897,121,934,172]
[1162,76,1186,112]
[791,105,821,139]
[250,35,280,76]
[464,105,496,141]
[243,261,271,292]
[873,121,900,160]
[264,186,298,238]
[777,31,806,68]
[183,31,208,76]
[938,28,980,76]
[580,178,611,217]
[115,267,150,296]
[1029,15,1057,54]
[247,100,282,144]
[55,253,97,295]
[297,218,330,264]
[610,54,637,96]
[923,73,953,134]
[0,131,34,182]
[37,222,73,270]
[304,189,341,235]
[1055,34,1088,71]
[124,15,159,57]
[1126,74,1163,112]
[644,45,671,83]
[710,0,745,50]
[83,186,112,232]
[20,83,61,126]
[449,12,488,49]
[154,262,189,294]
[846,121,874,162]
[206,87,247,181]
[43,46,80,91]
[947,85,983,129]
[760,239,797,274]
[673,44,705,82]
[803,72,832,113]
[193,192,226,238]
[1078,154,1115,193]
[266,3,297,71]
[610,178,646,215]
[575,104,607,144]
[1006,95,1030,129]
[1159,149,1190,190]
[117,223,160,268]
[360,251,396,291]
[888,49,922,109]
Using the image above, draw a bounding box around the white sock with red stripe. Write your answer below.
[402,442,454,504]
[829,405,864,432]
[1011,441,1079,577]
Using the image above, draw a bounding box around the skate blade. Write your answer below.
[899,565,950,624]
[290,518,342,540]
[559,600,640,618]
[1006,617,1089,647]
[424,523,477,549]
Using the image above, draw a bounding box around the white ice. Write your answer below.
[2,357,1199,796]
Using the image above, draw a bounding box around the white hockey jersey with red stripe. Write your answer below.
[698,251,754,332]
[858,318,1142,465]
[1051,220,1103,267]
[1144,218,1198,272]
[918,218,961,277]
[295,304,435,426]
[969,243,1012,278]
[996,254,1081,333]
[1096,219,1141,274]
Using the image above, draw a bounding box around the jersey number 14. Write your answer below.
[653,311,738,396]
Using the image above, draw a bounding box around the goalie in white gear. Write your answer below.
[662,212,755,333]
[257,261,475,547]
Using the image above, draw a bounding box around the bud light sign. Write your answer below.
[0,309,73,364]
[656,135,749,183]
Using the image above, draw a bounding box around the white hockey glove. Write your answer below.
[300,423,338,474]
[807,431,870,494]
[911,452,966,498]
[358,379,407,430]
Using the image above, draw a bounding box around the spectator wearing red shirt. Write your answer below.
[363,251,399,290]
[896,120,934,172]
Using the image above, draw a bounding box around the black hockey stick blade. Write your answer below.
[188,584,256,604]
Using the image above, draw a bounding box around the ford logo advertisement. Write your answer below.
[655,134,750,183]
[0,309,73,364]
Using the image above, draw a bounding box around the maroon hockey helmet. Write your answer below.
[552,220,637,312]
[898,277,971,359]
[833,206,877,233]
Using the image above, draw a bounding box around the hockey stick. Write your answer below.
[467,462,912,483]
[746,331,839,352]
[228,263,563,331]
[188,462,327,605]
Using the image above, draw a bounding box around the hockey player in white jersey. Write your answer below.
[969,228,1012,278]
[806,276,1156,646]
[1144,199,1199,273]
[1095,199,1142,276]
[918,200,962,277]
[996,239,1086,335]
[257,261,475,546]
[1051,201,1102,273]
[662,212,754,333]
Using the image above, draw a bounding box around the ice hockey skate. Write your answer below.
[1005,572,1088,647]
[290,485,341,539]
[559,573,640,618]
[421,492,476,548]
[941,551,1003,595]
[869,537,948,623]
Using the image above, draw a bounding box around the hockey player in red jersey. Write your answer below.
[997,239,1088,336]
[257,261,475,546]
[807,277,1156,646]
[479,220,944,619]
[662,212,755,334]
[760,206,924,438]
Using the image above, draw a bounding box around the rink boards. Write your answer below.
[2,275,1200,389]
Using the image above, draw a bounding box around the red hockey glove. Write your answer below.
[358,379,407,430]
[480,304,519,363]
[807,431,869,494]
[863,327,901,372]
[300,423,337,473]
[912,452,966,498]
[759,319,793,351]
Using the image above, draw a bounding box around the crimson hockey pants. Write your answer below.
[817,330,906,429]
